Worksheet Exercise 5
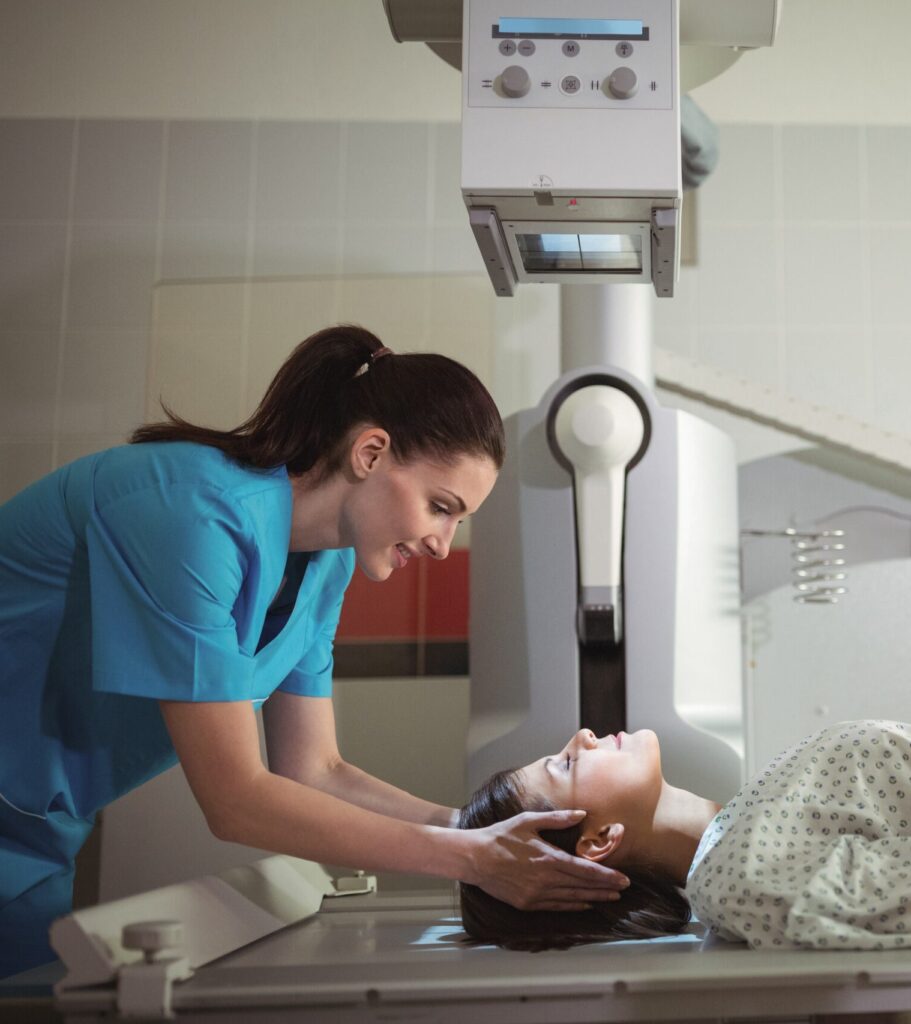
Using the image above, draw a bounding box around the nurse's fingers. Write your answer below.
[537,846,629,891]
[528,887,621,911]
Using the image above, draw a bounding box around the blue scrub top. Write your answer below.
[0,441,355,826]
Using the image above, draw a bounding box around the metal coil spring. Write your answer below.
[786,527,847,604]
[740,527,848,605]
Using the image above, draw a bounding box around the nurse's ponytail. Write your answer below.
[131,324,505,475]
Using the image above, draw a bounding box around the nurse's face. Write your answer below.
[517,729,663,852]
[344,433,498,582]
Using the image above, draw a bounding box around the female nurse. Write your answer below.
[0,324,628,977]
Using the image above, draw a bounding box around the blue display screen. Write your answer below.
[496,17,647,39]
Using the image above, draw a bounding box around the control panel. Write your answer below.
[466,2,674,111]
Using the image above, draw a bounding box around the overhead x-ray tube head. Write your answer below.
[461,0,681,297]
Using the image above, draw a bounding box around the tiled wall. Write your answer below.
[3,120,911,512]
[0,118,562,503]
[655,124,911,439]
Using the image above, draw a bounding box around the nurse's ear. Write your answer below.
[576,822,625,863]
[349,426,391,479]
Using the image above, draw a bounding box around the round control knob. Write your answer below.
[499,65,531,99]
[122,920,184,962]
[604,66,638,100]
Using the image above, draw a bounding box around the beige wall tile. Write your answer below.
[245,278,341,411]
[426,275,496,389]
[338,275,431,353]
[0,441,53,502]
[148,329,245,429]
[56,434,128,467]
[154,280,246,333]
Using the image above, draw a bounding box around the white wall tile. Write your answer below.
[783,327,871,423]
[340,223,429,275]
[695,327,780,390]
[869,225,911,326]
[0,120,74,222]
[781,225,865,326]
[254,122,343,222]
[426,275,496,387]
[656,328,697,359]
[0,332,59,435]
[154,279,246,333]
[697,223,779,327]
[430,122,465,225]
[245,279,340,410]
[0,441,54,502]
[164,121,252,222]
[160,219,249,280]
[73,121,164,223]
[491,284,560,417]
[252,219,343,277]
[870,328,911,438]
[699,124,775,225]
[866,126,911,222]
[149,328,245,428]
[58,330,148,434]
[67,222,158,329]
[0,223,67,329]
[343,123,430,224]
[429,223,485,275]
[781,125,862,222]
[150,286,248,424]
[55,434,129,467]
[337,276,430,352]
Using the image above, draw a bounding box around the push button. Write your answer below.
[604,66,638,99]
[500,65,531,98]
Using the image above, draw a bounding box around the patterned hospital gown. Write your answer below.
[686,720,911,949]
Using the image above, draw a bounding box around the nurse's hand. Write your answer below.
[464,810,630,911]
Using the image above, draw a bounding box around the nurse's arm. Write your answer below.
[262,690,457,827]
[159,699,627,909]
[160,698,468,881]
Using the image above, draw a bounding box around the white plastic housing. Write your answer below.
[553,385,644,589]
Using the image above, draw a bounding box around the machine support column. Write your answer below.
[560,283,655,385]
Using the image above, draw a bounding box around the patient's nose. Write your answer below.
[569,728,597,752]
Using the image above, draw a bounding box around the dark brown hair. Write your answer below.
[131,324,505,476]
[458,768,691,952]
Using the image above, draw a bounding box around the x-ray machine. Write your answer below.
[34,4,911,1023]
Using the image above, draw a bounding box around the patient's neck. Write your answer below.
[626,783,720,887]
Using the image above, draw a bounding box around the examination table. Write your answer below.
[5,856,911,1023]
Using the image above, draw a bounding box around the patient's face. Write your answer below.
[516,728,663,832]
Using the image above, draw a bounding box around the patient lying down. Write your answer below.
[460,721,911,952]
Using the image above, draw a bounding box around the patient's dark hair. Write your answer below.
[459,768,691,952]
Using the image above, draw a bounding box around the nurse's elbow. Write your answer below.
[206,810,237,843]
[203,805,237,843]
[199,795,249,844]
